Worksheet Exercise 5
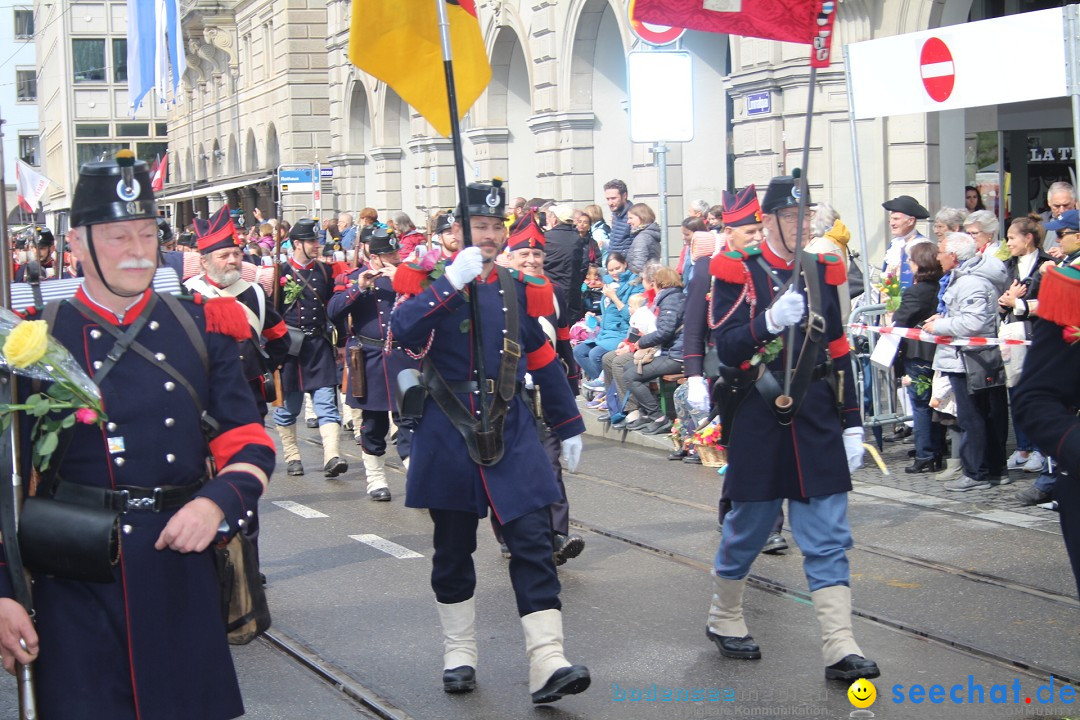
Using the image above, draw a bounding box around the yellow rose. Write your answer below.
[3,320,49,368]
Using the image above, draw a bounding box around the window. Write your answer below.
[137,142,168,167]
[116,123,148,137]
[112,38,126,83]
[18,135,39,166]
[14,9,33,38]
[75,124,110,137]
[72,39,105,82]
[155,122,168,137]
[77,142,127,166]
[15,69,35,102]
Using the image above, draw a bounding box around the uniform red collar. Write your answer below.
[761,238,795,270]
[75,287,154,326]
[289,257,314,270]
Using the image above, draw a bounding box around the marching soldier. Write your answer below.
[1013,261,1080,597]
[274,219,347,478]
[703,173,879,681]
[327,227,418,502]
[0,151,275,718]
[184,204,290,417]
[390,181,590,703]
[14,227,58,282]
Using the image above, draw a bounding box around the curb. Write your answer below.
[576,400,672,452]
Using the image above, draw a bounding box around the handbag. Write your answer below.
[846,251,865,299]
[18,493,120,583]
[997,321,1029,388]
[961,345,1005,392]
[214,530,271,645]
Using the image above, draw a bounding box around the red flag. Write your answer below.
[152,153,167,192]
[632,0,837,67]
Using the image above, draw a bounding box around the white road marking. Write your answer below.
[272,500,328,518]
[349,534,424,559]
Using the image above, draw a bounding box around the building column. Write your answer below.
[368,147,403,217]
[526,111,596,202]
[464,127,510,191]
[328,152,367,212]
[408,137,457,218]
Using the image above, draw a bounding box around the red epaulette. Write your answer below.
[1036,264,1080,328]
[817,253,847,286]
[193,293,250,341]
[709,249,751,284]
[392,263,429,297]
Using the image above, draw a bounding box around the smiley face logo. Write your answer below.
[848,678,877,708]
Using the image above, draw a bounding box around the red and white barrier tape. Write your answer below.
[847,323,1031,347]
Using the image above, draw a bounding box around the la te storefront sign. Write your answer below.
[847,7,1066,119]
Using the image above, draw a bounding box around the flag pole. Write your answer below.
[435,0,490,435]
[780,64,818,401]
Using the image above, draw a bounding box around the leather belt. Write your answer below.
[443,379,523,395]
[54,479,206,513]
[769,362,831,386]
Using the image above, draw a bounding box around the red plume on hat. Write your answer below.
[195,204,243,255]
[507,209,546,253]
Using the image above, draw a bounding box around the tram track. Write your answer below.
[566,469,1080,687]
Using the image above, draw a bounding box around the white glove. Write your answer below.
[560,435,583,473]
[765,288,806,333]
[843,427,865,473]
[523,372,534,390]
[687,376,710,414]
[444,246,484,290]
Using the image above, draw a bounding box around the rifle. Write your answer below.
[270,215,284,407]
[0,109,38,719]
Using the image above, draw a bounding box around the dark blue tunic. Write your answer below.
[276,259,338,392]
[390,269,585,524]
[709,243,859,502]
[0,288,275,720]
[327,267,418,412]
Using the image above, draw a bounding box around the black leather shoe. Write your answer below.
[642,417,674,435]
[443,665,476,693]
[905,458,937,474]
[305,418,318,429]
[324,457,348,478]
[825,654,880,681]
[761,533,788,554]
[531,665,591,704]
[625,416,654,431]
[668,449,688,461]
[369,487,391,502]
[287,460,304,476]
[683,453,701,465]
[706,628,761,659]
[553,533,585,566]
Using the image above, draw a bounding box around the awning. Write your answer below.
[155,175,274,204]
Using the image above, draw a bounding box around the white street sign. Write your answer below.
[628,50,694,143]
[847,8,1066,119]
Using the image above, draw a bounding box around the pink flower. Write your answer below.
[74,408,98,425]
[279,276,288,286]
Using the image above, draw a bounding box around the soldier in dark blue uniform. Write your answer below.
[273,218,346,477]
[185,204,290,418]
[0,151,276,719]
[390,181,591,704]
[327,228,418,501]
[703,173,879,681]
[1013,261,1080,597]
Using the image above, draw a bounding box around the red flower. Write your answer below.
[1064,325,1080,345]
[739,360,750,371]
[74,408,98,424]
[279,276,287,286]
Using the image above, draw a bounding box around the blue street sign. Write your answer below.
[279,168,313,184]
[746,92,771,116]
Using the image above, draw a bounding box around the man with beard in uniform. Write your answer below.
[185,204,290,417]
[0,151,274,719]
[274,218,347,478]
[327,227,418,502]
[391,181,590,704]
[703,172,879,682]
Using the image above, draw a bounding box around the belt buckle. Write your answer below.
[483,379,495,394]
[122,488,164,512]
[806,312,826,342]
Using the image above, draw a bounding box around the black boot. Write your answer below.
[825,654,880,681]
[668,448,688,461]
[905,458,937,474]
[442,666,476,693]
[706,629,762,659]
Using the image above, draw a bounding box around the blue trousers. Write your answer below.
[573,342,607,381]
[714,493,853,591]
[273,386,341,427]
[431,506,561,616]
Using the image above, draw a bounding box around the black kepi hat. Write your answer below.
[70,150,158,228]
[290,218,320,242]
[157,219,173,245]
[882,195,930,220]
[35,227,55,246]
[454,179,506,220]
[368,228,400,256]
[761,169,809,215]
[433,213,453,235]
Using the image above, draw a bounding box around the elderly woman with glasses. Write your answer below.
[963,210,1007,260]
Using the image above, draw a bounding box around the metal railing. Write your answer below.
[848,302,911,447]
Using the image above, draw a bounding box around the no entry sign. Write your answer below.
[628,0,686,46]
[919,37,954,103]
[847,7,1066,118]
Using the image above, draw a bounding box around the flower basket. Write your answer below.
[696,443,726,468]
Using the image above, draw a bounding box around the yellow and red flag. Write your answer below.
[348,0,491,138]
